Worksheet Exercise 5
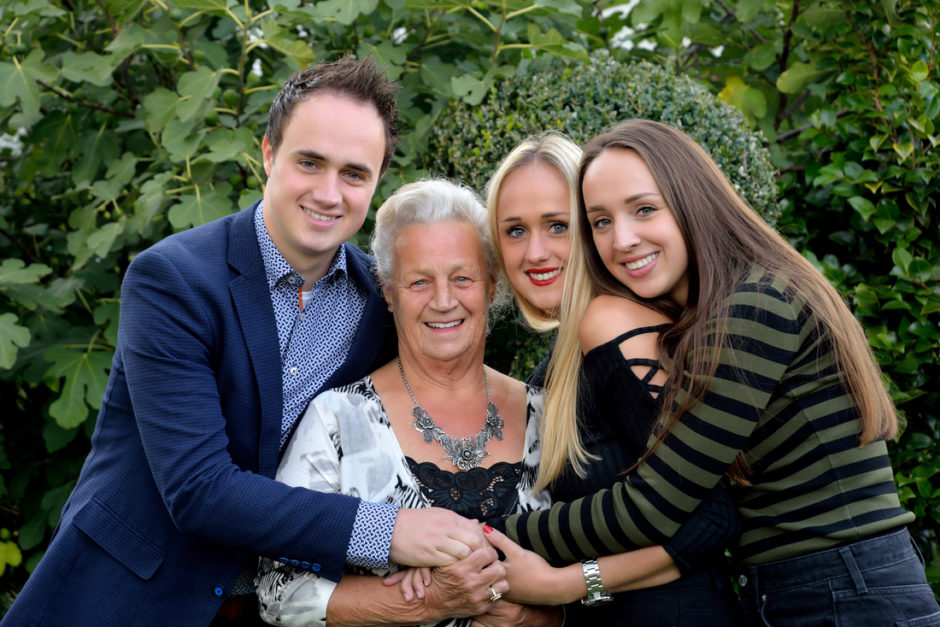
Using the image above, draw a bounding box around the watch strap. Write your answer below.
[580,559,613,606]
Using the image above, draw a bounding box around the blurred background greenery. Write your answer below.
[1,0,937,610]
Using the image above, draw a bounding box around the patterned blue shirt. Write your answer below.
[254,203,396,570]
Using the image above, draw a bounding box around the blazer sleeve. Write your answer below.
[256,400,343,627]
[119,246,359,583]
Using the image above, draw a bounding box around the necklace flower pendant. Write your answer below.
[484,401,504,440]
[398,358,502,472]
[412,406,437,443]
[441,434,490,471]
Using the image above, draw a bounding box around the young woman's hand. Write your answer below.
[481,525,583,605]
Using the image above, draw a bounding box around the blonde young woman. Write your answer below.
[482,132,742,625]
[483,120,940,626]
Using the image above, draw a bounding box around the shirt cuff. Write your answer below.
[346,501,398,569]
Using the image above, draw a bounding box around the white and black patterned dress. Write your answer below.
[256,376,550,626]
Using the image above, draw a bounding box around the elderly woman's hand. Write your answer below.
[416,546,509,622]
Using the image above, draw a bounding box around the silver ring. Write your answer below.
[488,587,503,603]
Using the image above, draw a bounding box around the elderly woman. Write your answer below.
[255,178,556,626]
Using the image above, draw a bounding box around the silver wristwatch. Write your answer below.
[580,559,613,606]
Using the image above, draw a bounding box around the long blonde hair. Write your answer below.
[485,132,582,331]
[535,119,897,490]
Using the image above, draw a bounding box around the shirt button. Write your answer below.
[213,585,225,597]
[289,366,298,376]
[738,574,748,587]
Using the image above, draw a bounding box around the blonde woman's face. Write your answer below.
[496,162,571,318]
[582,148,690,306]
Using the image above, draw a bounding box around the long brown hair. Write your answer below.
[538,119,897,489]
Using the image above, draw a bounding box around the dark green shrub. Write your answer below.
[424,54,780,224]
[422,55,779,376]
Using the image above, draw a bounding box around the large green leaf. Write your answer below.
[311,0,378,25]
[172,0,230,12]
[203,127,255,163]
[60,51,119,87]
[176,66,221,123]
[44,347,112,429]
[259,19,315,69]
[168,184,234,229]
[141,87,179,135]
[0,313,31,369]
[0,258,52,286]
[0,49,57,127]
[777,60,827,94]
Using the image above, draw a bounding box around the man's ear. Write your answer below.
[261,136,274,177]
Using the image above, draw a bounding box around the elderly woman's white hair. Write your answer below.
[371,178,510,320]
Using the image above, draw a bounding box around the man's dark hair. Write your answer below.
[265,56,400,174]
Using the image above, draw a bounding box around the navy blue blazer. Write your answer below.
[4,203,395,625]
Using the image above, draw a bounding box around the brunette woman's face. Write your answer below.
[581,148,690,306]
[496,162,571,317]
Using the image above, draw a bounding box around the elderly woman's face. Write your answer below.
[387,220,494,365]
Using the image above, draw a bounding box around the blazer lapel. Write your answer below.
[227,204,283,477]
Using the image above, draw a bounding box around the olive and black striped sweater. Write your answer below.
[506,269,913,565]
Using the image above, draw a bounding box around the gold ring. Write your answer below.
[488,587,503,603]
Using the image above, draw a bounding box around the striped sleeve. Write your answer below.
[505,273,802,559]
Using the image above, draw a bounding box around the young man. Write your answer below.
[4,57,483,626]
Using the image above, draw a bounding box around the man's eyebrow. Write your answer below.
[294,149,375,177]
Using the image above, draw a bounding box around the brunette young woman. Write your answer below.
[482,132,742,626]
[483,120,939,626]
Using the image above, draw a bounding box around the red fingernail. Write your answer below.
[483,525,494,534]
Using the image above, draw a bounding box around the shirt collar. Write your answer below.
[254,200,349,290]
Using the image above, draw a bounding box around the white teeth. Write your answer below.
[427,320,462,329]
[528,268,561,281]
[301,206,337,222]
[625,253,657,270]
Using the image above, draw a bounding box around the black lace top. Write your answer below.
[551,325,669,501]
[406,458,522,520]
[529,325,740,576]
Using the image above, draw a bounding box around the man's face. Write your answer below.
[262,90,386,285]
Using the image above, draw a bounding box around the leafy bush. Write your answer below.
[426,54,779,223]
[421,54,780,376]
[0,0,593,605]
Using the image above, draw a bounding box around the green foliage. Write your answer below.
[0,0,591,602]
[1,0,937,607]
[423,54,780,222]
[606,0,940,592]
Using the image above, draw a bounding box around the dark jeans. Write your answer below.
[736,527,940,626]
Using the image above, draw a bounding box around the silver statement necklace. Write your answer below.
[397,358,504,471]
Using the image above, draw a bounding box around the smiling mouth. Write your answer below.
[301,205,339,223]
[426,320,463,329]
[624,253,657,270]
[526,267,562,285]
